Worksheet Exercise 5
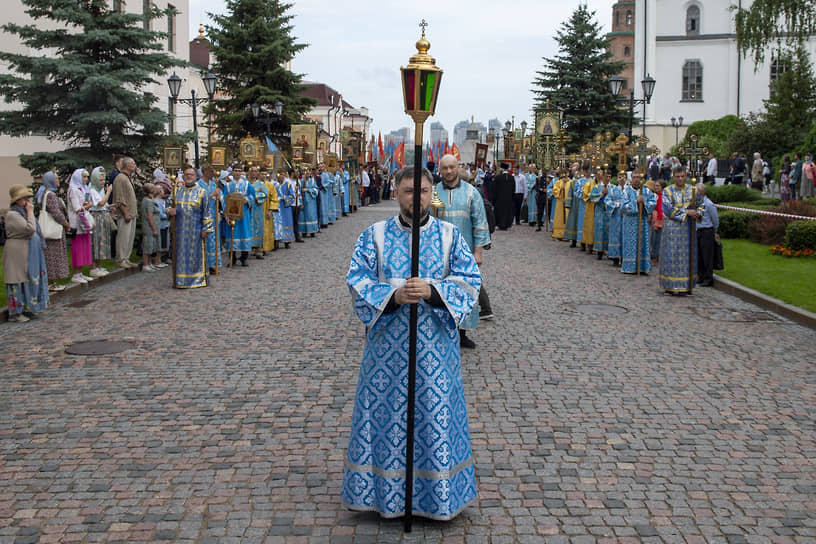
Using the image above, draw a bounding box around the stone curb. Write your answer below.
[1,265,139,322]
[713,273,816,330]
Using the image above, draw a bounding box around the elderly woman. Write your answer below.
[88,166,112,276]
[4,185,49,322]
[66,168,95,284]
[751,152,764,191]
[36,170,70,291]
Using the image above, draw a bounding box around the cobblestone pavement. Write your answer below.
[1,200,814,544]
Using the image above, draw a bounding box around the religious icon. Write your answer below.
[292,146,304,161]
[163,147,183,169]
[475,143,488,169]
[290,124,318,165]
[238,137,263,162]
[327,153,338,170]
[537,115,559,138]
[209,146,226,166]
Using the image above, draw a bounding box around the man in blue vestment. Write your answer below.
[318,164,332,227]
[620,171,657,274]
[604,172,626,267]
[196,165,222,274]
[298,167,320,238]
[339,163,350,215]
[342,165,480,520]
[659,165,704,294]
[525,163,538,225]
[169,166,212,288]
[249,166,269,259]
[436,154,492,346]
[222,164,255,267]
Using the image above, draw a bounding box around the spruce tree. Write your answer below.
[532,3,629,152]
[0,0,184,176]
[205,0,316,147]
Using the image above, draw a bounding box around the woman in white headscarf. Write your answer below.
[66,168,94,284]
[88,166,113,276]
[37,170,70,291]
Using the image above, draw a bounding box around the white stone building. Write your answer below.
[633,0,816,152]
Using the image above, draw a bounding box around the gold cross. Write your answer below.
[633,136,659,175]
[682,134,707,177]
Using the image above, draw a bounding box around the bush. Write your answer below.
[747,214,791,245]
[718,210,754,239]
[784,220,816,250]
[706,184,763,203]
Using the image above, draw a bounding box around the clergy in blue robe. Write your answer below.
[547,177,555,230]
[620,172,657,274]
[171,167,212,288]
[222,165,255,266]
[659,166,704,293]
[604,175,625,263]
[435,155,491,342]
[590,178,610,258]
[277,175,296,244]
[319,169,332,226]
[298,170,320,235]
[271,178,284,243]
[327,173,337,223]
[197,166,223,271]
[340,166,351,214]
[525,167,538,224]
[250,167,269,255]
[334,169,344,217]
[342,166,481,520]
[564,176,580,242]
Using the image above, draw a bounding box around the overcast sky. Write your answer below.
[189,0,617,141]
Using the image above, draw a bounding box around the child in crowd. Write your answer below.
[140,183,160,272]
[154,184,170,269]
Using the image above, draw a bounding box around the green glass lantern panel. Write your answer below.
[419,70,436,112]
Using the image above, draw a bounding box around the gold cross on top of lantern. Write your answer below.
[401,19,443,126]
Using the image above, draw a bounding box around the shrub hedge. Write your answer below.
[784,220,816,250]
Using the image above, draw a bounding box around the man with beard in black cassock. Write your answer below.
[492,163,515,230]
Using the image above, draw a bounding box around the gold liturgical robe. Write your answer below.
[582,178,596,246]
[263,181,279,252]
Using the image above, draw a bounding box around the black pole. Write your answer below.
[404,141,423,533]
[628,88,634,142]
[192,89,200,169]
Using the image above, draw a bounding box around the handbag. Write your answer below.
[520,202,528,221]
[38,192,63,240]
[713,239,724,270]
[77,209,95,232]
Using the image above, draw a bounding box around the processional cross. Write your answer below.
[633,136,659,175]
[682,134,707,179]
[605,133,633,172]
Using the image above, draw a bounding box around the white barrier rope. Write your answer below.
[715,204,816,221]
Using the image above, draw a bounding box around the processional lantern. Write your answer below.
[398,19,443,535]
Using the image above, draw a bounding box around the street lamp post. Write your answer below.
[251,99,284,136]
[399,19,442,534]
[671,116,684,146]
[608,74,656,141]
[168,71,217,169]
[491,128,499,163]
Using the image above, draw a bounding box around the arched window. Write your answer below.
[626,10,632,26]
[616,10,621,26]
[686,5,700,35]
[682,60,703,101]
[624,46,631,57]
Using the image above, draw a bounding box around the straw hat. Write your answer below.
[9,184,33,204]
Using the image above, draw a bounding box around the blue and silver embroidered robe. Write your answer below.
[319,172,332,225]
[590,183,609,253]
[223,177,254,252]
[327,174,337,223]
[173,184,212,289]
[341,170,351,213]
[276,179,296,243]
[434,181,490,331]
[525,173,537,223]
[342,216,481,520]
[620,185,657,273]
[271,180,284,241]
[547,178,555,230]
[334,170,344,215]
[251,179,268,248]
[196,178,223,269]
[659,185,704,292]
[298,176,320,234]
[604,185,624,259]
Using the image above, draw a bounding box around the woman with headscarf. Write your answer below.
[4,184,49,322]
[66,168,95,284]
[88,166,112,276]
[36,170,70,291]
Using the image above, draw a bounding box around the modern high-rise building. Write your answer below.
[429,121,448,145]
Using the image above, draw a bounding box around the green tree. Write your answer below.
[0,0,183,176]
[732,0,816,66]
[532,3,628,152]
[672,115,746,158]
[763,46,816,132]
[205,0,316,148]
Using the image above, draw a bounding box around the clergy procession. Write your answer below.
[2,0,815,541]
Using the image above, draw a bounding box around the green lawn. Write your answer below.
[718,239,816,313]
